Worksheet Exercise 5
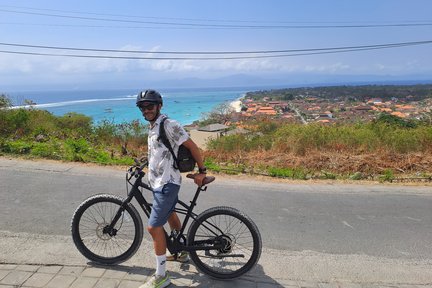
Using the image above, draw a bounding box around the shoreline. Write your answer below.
[229,95,245,112]
[184,96,244,126]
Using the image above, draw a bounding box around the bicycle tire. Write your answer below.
[187,206,262,279]
[71,194,143,265]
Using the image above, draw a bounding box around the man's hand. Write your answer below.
[193,173,207,186]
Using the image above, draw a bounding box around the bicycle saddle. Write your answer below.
[186,174,215,185]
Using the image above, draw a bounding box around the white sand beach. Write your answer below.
[230,98,243,112]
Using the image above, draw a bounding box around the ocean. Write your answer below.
[8,88,248,125]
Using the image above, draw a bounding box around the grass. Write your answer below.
[0,108,145,165]
[1,105,431,180]
[207,117,432,156]
[267,166,308,180]
[205,116,432,180]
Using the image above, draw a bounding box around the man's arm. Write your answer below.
[181,138,207,186]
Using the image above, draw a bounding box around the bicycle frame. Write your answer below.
[106,165,225,256]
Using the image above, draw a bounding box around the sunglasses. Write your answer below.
[138,103,156,111]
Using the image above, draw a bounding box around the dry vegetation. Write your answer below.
[203,117,432,180]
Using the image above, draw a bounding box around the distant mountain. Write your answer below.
[150,74,276,88]
[4,73,431,92]
[146,73,432,91]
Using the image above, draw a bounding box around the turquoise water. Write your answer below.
[9,88,247,125]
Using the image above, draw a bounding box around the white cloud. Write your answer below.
[2,44,431,89]
[303,63,350,73]
[0,54,34,73]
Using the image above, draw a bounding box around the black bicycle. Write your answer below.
[71,159,262,279]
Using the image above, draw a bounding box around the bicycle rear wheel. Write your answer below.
[71,194,143,265]
[187,206,262,279]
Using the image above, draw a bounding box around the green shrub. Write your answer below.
[318,170,337,180]
[64,138,90,161]
[207,133,272,152]
[110,157,135,166]
[207,134,245,152]
[204,158,222,172]
[349,172,363,180]
[267,166,308,179]
[0,94,12,108]
[374,113,418,128]
[379,169,395,182]
[57,112,93,136]
[30,141,62,159]
[93,120,118,143]
[27,110,58,137]
[1,140,32,154]
[6,109,31,136]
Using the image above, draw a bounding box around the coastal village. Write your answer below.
[235,93,432,125]
[187,89,432,148]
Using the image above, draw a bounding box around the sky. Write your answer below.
[1,0,432,91]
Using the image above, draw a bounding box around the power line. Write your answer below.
[1,21,432,30]
[0,22,208,30]
[2,4,431,26]
[0,40,430,60]
[0,22,209,30]
[0,5,331,25]
[0,40,431,55]
[1,8,432,29]
[0,4,282,24]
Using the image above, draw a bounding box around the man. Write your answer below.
[137,89,207,288]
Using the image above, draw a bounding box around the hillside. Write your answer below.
[246,84,432,102]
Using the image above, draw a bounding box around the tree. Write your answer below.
[115,120,148,155]
[0,94,12,108]
[24,99,37,106]
[421,111,432,125]
[374,113,417,128]
[202,102,235,125]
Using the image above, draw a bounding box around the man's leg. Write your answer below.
[147,226,167,256]
[140,226,170,288]
[140,184,179,288]
[168,212,181,231]
[147,225,170,281]
[166,211,189,262]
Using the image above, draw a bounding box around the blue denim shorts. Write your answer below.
[148,183,180,227]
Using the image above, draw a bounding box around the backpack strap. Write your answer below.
[158,117,179,170]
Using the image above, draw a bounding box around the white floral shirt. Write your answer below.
[147,114,190,191]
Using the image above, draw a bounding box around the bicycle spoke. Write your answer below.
[78,201,137,258]
[191,211,256,276]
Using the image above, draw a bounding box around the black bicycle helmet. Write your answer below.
[136,89,163,106]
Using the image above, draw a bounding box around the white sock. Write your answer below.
[155,254,166,276]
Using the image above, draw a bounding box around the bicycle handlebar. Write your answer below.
[127,158,216,187]
[127,158,148,181]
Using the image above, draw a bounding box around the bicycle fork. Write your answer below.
[103,191,137,237]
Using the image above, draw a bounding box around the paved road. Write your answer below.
[1,157,432,259]
[1,157,432,286]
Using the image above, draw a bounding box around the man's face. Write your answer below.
[138,102,160,121]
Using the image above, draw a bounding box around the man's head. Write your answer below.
[136,90,163,122]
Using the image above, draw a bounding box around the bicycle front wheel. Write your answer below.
[187,206,262,279]
[71,194,143,265]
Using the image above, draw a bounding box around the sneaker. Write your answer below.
[166,251,189,263]
[139,272,171,288]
